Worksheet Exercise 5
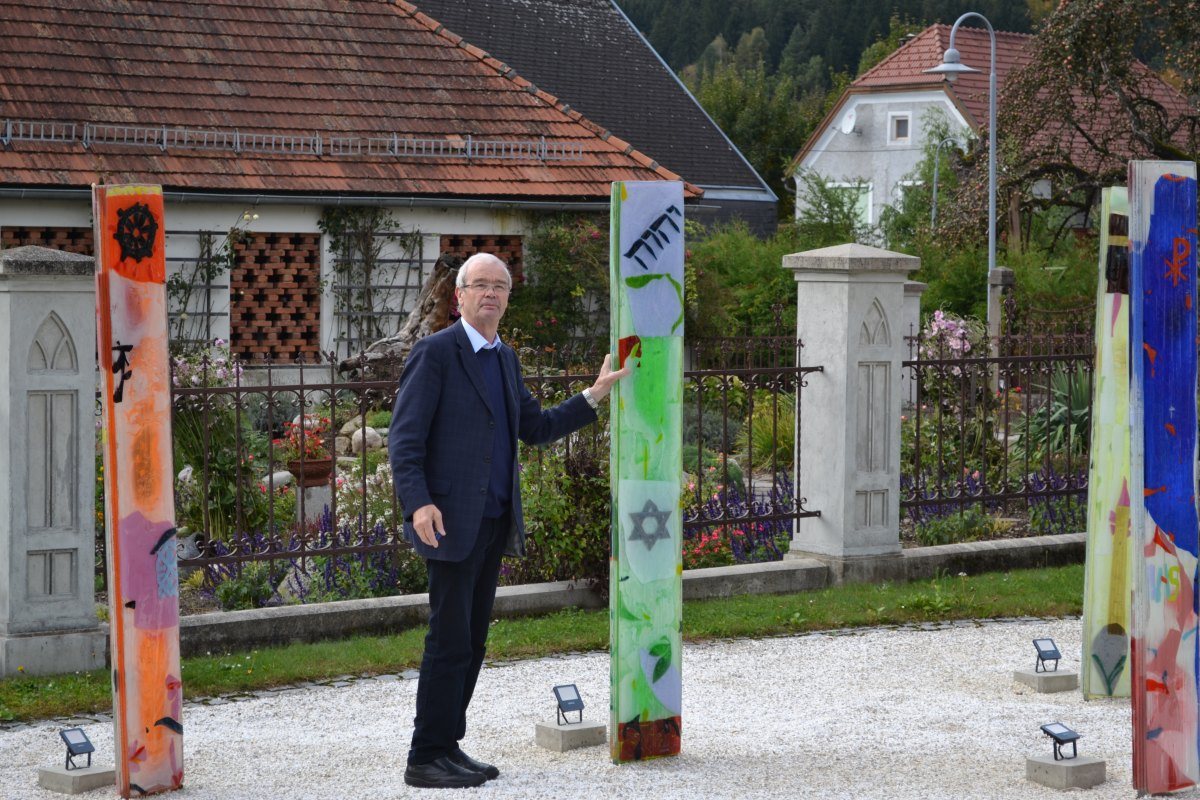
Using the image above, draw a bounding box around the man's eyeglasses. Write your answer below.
[463,282,511,295]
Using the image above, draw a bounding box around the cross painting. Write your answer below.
[1128,161,1198,795]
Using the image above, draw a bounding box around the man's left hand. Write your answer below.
[588,353,631,402]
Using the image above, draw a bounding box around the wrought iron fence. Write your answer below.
[901,303,1094,540]
[167,329,819,594]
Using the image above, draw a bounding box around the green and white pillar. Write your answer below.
[609,180,684,762]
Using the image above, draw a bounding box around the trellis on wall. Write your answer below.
[321,208,427,357]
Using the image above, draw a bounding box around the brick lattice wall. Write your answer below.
[230,232,322,362]
[440,234,524,283]
[1,226,94,255]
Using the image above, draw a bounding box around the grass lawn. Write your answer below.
[0,564,1083,723]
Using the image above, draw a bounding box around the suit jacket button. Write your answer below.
[480,487,487,494]
[488,420,495,429]
[484,455,492,463]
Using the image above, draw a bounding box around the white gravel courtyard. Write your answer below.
[2,616,1197,799]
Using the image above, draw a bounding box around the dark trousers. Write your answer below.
[408,513,509,765]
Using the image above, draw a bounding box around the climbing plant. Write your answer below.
[319,207,423,353]
[165,223,246,353]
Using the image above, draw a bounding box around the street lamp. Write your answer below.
[924,12,997,334]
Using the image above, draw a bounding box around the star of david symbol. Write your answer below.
[114,202,159,263]
[628,499,672,551]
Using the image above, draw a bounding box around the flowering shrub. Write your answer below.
[171,338,242,388]
[683,526,738,569]
[334,454,399,532]
[276,416,331,463]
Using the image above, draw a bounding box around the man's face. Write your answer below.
[456,257,511,333]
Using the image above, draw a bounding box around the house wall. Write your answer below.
[0,198,537,358]
[794,90,970,229]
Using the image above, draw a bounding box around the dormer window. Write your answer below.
[888,112,911,145]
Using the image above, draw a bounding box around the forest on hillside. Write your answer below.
[614,0,1045,211]
[618,0,1037,83]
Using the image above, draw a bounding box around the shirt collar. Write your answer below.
[461,319,501,353]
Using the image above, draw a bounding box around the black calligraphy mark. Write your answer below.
[150,528,177,555]
[628,499,672,551]
[114,202,159,263]
[112,341,134,403]
[622,205,683,270]
[1106,212,1130,294]
[154,717,184,735]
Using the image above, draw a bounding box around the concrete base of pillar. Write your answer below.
[534,719,606,752]
[1026,755,1105,789]
[785,550,904,585]
[1013,669,1079,693]
[38,765,115,795]
[0,627,106,677]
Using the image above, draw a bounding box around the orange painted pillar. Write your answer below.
[94,184,183,797]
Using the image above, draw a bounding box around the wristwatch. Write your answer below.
[581,387,599,409]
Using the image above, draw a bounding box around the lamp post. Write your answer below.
[924,12,997,336]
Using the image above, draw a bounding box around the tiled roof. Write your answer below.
[855,24,1031,130]
[0,0,699,199]
[410,0,772,195]
[796,23,1193,175]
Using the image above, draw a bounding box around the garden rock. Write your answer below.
[339,417,364,436]
[335,436,352,456]
[264,471,294,489]
[275,566,312,604]
[351,426,383,454]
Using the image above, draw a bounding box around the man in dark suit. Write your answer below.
[389,252,627,788]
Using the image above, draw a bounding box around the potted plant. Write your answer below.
[277,415,333,487]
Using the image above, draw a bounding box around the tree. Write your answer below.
[945,0,1200,248]
[684,30,816,208]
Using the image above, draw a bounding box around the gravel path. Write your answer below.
[3,617,1198,799]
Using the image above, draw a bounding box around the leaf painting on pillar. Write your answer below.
[1128,161,1198,795]
[1082,187,1132,699]
[94,184,184,797]
[609,181,684,762]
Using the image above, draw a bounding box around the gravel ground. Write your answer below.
[3,617,1198,800]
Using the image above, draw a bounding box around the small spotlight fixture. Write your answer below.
[552,683,584,726]
[59,728,94,771]
[1041,722,1080,761]
[1033,638,1061,673]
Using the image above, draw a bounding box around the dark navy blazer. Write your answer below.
[388,320,597,562]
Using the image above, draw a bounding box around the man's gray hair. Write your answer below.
[456,253,512,289]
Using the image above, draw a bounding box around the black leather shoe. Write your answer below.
[404,756,487,789]
[449,748,500,780]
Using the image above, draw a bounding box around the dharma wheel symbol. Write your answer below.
[114,202,159,262]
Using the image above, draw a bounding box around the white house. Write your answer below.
[790,24,1028,229]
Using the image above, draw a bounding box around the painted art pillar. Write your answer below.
[783,243,918,574]
[1081,187,1132,700]
[95,184,184,796]
[1129,161,1199,795]
[609,180,684,763]
[0,246,106,677]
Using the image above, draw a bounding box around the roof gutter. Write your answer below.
[0,186,623,211]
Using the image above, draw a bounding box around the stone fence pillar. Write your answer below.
[0,246,105,676]
[783,244,919,581]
